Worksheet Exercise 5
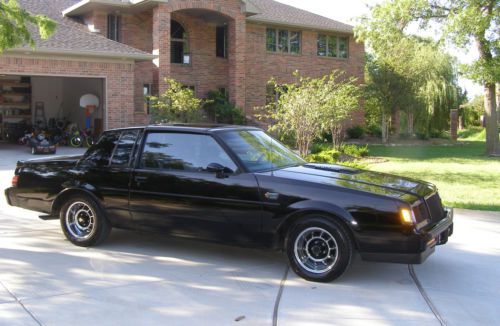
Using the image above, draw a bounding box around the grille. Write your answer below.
[412,202,429,223]
[426,193,445,222]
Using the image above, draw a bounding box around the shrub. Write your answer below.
[204,90,245,125]
[416,132,429,140]
[306,149,341,164]
[399,132,411,139]
[341,144,369,157]
[366,124,382,137]
[346,125,365,139]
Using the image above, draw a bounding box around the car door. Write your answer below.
[76,129,140,226]
[129,131,263,244]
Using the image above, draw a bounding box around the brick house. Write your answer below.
[0,0,364,135]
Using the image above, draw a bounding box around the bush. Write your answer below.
[366,124,382,137]
[341,144,369,157]
[416,132,429,140]
[346,125,365,139]
[204,90,245,125]
[306,149,341,164]
[429,129,451,139]
[310,142,331,154]
[399,132,411,139]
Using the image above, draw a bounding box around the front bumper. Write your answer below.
[361,207,454,264]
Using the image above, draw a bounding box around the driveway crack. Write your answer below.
[272,265,289,326]
[0,280,43,326]
[408,264,446,326]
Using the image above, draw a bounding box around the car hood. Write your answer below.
[270,163,436,201]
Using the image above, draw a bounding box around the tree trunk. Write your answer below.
[407,109,414,135]
[381,111,388,143]
[483,83,499,155]
[391,107,400,135]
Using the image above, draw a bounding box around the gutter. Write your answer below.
[6,48,157,61]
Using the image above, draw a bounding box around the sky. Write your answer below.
[276,0,483,99]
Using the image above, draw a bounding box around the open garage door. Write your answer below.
[0,75,105,144]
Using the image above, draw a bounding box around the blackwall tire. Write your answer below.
[59,195,111,247]
[286,216,354,282]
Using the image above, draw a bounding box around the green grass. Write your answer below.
[367,141,500,211]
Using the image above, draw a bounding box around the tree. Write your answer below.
[258,71,361,156]
[0,0,56,52]
[149,78,206,123]
[356,0,499,154]
[320,71,361,149]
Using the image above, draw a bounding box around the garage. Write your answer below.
[0,74,105,147]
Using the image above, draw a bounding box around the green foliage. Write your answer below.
[399,132,411,140]
[416,132,429,140]
[0,0,56,52]
[458,127,488,141]
[346,125,365,139]
[305,149,340,164]
[355,0,499,153]
[257,71,361,156]
[366,124,382,137]
[204,90,245,125]
[341,144,369,157]
[149,79,206,123]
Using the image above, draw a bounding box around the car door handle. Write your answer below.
[134,176,148,183]
[264,192,279,200]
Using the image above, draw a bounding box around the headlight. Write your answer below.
[400,208,414,224]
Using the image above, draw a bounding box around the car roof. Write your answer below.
[107,124,261,133]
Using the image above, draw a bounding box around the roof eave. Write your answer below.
[7,48,157,61]
[62,0,169,17]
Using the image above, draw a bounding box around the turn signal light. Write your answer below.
[401,208,414,224]
[12,175,18,187]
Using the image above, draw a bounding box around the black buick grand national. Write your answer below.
[5,125,453,282]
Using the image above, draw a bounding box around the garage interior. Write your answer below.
[0,75,105,144]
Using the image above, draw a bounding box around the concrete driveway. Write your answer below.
[1,143,499,326]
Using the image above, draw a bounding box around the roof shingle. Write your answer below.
[13,0,154,60]
[247,0,353,33]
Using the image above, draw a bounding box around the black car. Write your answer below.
[5,125,453,282]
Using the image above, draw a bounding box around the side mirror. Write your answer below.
[207,163,227,178]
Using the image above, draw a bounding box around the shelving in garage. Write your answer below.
[0,77,32,140]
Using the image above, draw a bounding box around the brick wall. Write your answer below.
[245,23,365,125]
[0,56,136,129]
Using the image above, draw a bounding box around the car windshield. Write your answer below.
[218,130,305,172]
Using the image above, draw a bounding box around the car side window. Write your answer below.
[140,132,238,172]
[110,130,139,167]
[82,131,120,166]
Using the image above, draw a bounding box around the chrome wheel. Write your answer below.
[293,227,339,274]
[65,201,96,240]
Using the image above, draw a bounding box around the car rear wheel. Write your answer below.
[286,216,354,282]
[60,195,111,247]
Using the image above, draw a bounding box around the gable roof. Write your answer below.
[247,0,353,33]
[10,0,154,60]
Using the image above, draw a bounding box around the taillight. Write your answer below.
[12,175,19,187]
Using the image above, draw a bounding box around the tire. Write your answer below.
[286,216,354,282]
[70,136,82,148]
[59,195,111,247]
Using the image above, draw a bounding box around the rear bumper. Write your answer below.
[5,187,17,207]
[5,187,52,214]
[360,207,454,264]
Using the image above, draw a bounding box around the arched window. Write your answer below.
[171,20,189,64]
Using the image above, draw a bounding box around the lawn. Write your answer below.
[366,140,500,211]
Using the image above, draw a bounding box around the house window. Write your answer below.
[107,14,121,41]
[317,34,349,58]
[218,87,228,98]
[171,20,190,64]
[143,84,152,114]
[216,25,228,58]
[266,28,301,54]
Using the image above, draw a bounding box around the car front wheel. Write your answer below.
[60,195,111,247]
[286,216,354,282]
